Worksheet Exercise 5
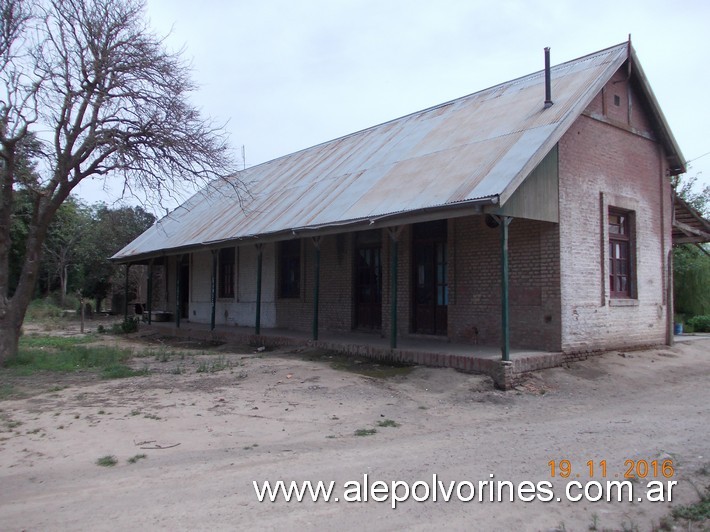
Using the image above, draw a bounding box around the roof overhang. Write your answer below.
[111,195,499,264]
[673,194,710,245]
[628,45,686,175]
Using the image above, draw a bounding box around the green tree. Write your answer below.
[673,173,710,321]
[674,244,710,317]
[40,197,92,306]
[674,174,710,216]
[0,0,241,362]
[78,203,155,312]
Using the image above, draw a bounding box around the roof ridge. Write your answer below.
[239,42,629,176]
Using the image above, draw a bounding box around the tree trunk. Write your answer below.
[0,309,21,363]
[60,264,68,307]
[0,194,64,364]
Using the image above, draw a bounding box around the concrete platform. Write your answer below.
[141,320,564,389]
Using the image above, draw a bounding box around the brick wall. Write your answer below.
[276,234,354,332]
[267,217,562,351]
[557,72,672,353]
[448,215,561,350]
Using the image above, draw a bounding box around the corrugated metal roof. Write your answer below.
[114,43,643,261]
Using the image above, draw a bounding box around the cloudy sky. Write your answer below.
[77,0,710,211]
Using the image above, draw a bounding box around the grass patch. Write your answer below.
[96,455,118,467]
[671,485,710,522]
[127,454,147,464]
[196,355,229,373]
[101,364,149,380]
[296,349,414,379]
[1,417,22,431]
[4,335,147,380]
[154,351,172,363]
[377,419,400,428]
[0,384,16,400]
[6,336,133,375]
[354,428,377,437]
[19,335,96,349]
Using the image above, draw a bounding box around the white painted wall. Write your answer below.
[187,244,276,327]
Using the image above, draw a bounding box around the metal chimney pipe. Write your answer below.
[544,47,553,108]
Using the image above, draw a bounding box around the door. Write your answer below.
[354,232,382,330]
[413,221,448,335]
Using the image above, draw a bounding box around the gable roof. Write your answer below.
[113,42,685,262]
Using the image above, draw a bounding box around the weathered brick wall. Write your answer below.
[276,234,354,332]
[269,218,561,351]
[448,215,561,350]
[557,73,672,353]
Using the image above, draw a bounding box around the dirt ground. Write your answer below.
[0,322,708,531]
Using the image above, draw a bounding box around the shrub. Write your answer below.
[25,299,63,321]
[687,315,710,333]
[61,293,80,311]
[96,455,118,467]
[111,317,139,334]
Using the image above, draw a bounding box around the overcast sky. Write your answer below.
[77,0,710,212]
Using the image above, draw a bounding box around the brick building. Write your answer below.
[113,42,689,363]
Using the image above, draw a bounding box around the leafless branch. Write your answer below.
[1,0,245,361]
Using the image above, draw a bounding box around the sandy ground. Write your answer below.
[0,324,708,531]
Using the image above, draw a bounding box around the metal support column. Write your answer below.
[255,244,263,335]
[500,216,512,361]
[210,250,218,331]
[312,237,321,341]
[388,227,400,350]
[124,264,131,322]
[175,255,181,328]
[147,260,154,325]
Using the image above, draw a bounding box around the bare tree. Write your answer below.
[0,0,243,362]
